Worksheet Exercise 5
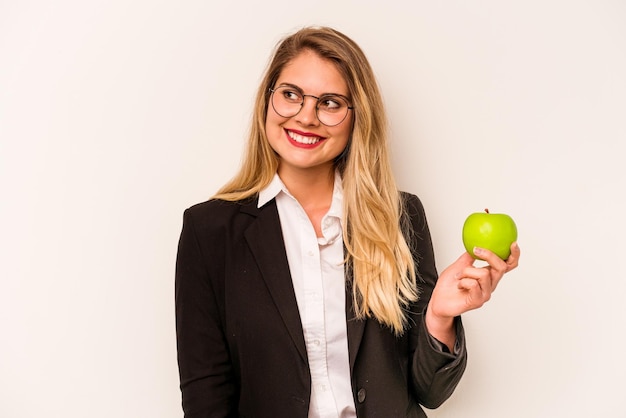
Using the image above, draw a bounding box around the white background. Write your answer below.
[1,1,625,417]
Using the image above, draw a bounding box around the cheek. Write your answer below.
[334,123,353,146]
[265,113,286,152]
[265,107,286,134]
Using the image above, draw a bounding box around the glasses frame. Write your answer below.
[269,85,354,127]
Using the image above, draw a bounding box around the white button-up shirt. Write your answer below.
[258,171,357,418]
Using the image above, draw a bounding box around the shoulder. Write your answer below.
[185,196,258,217]
[182,197,260,231]
[399,191,422,210]
[399,191,429,231]
[185,197,254,215]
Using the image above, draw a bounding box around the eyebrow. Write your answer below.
[276,82,351,100]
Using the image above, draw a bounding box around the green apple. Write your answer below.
[462,209,518,260]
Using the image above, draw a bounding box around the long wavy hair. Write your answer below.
[214,26,418,335]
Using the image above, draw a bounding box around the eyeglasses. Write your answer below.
[269,85,353,127]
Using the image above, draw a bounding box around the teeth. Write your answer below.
[288,130,321,145]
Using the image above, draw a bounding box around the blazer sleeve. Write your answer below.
[175,205,236,418]
[402,193,468,409]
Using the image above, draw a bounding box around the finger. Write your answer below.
[473,246,507,276]
[456,251,476,268]
[459,267,494,297]
[505,242,521,271]
[457,278,489,308]
[461,263,502,293]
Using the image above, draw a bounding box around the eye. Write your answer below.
[280,88,302,103]
[318,95,346,112]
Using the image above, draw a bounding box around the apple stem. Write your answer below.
[485,208,490,214]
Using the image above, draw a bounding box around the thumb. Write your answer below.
[455,251,475,268]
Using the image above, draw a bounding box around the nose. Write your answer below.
[294,95,319,126]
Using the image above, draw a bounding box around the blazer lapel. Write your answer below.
[240,198,366,370]
[345,267,366,372]
[241,199,308,364]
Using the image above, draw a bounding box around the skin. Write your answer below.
[265,49,522,350]
[265,50,353,237]
[426,243,521,350]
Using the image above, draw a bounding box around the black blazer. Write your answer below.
[175,192,467,417]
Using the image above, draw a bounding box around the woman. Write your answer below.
[175,26,520,418]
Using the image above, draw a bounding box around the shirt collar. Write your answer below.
[257,170,344,212]
[257,173,286,208]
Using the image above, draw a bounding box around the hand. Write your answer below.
[425,243,521,346]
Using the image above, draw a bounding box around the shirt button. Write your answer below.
[307,250,314,257]
[357,388,366,403]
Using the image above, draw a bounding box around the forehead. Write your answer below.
[276,50,348,96]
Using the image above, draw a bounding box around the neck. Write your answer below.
[277,164,335,209]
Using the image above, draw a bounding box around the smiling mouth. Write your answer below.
[287,130,323,145]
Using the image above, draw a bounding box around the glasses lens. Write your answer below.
[316,95,349,126]
[271,86,351,126]
[271,86,303,119]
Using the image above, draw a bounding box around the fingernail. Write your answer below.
[473,247,484,256]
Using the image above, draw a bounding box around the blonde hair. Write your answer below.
[214,26,418,335]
